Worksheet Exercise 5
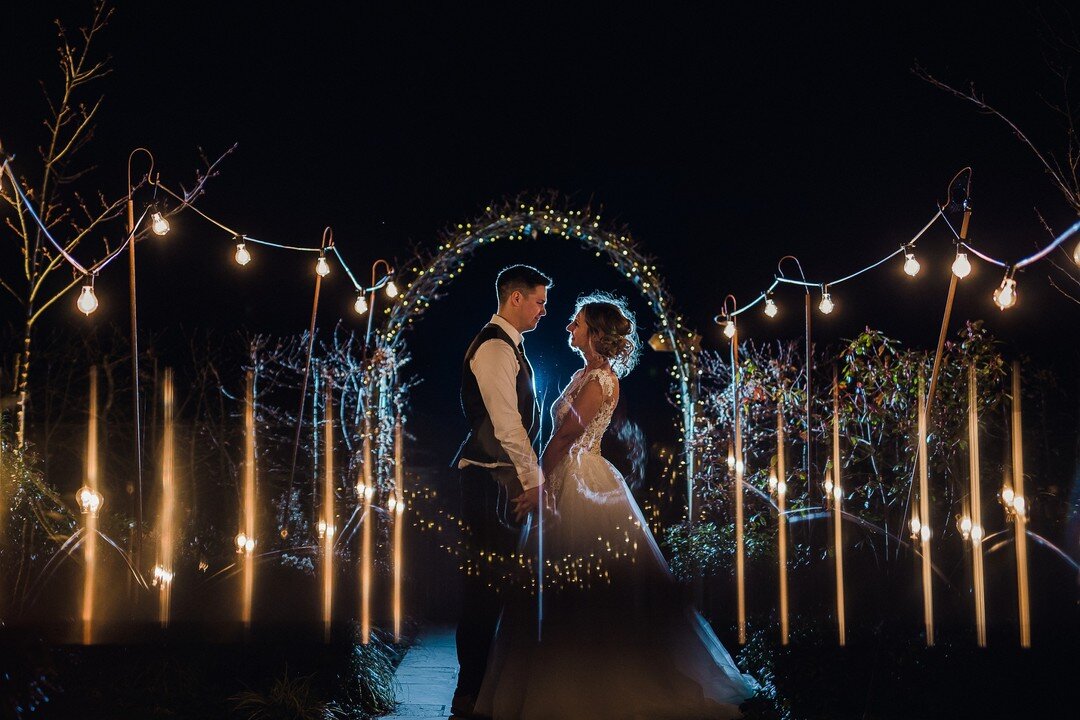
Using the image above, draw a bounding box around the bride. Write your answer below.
[474,292,756,720]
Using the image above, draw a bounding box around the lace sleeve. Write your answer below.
[591,369,616,399]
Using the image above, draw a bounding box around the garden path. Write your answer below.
[385,626,458,719]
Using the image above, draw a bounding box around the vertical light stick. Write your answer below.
[776,401,789,646]
[731,325,746,644]
[241,370,256,629]
[360,409,374,645]
[393,414,404,642]
[917,372,935,646]
[82,367,99,644]
[158,368,176,628]
[967,364,987,647]
[1011,361,1031,648]
[831,369,846,646]
[322,378,335,643]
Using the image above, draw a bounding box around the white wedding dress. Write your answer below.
[475,367,756,720]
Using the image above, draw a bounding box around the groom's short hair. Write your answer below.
[496,264,552,305]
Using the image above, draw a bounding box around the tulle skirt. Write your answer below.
[474,452,756,720]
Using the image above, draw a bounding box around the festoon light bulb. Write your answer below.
[77,283,99,315]
[993,276,1017,309]
[354,294,369,314]
[385,279,399,298]
[904,252,921,277]
[818,291,834,315]
[764,297,778,318]
[151,211,170,236]
[235,242,251,266]
[951,251,971,279]
[315,254,331,277]
[723,318,737,338]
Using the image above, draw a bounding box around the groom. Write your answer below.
[451,264,551,719]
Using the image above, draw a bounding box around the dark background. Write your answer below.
[3,2,1078,466]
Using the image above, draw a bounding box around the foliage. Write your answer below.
[231,670,344,720]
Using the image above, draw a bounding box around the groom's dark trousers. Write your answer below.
[455,464,521,698]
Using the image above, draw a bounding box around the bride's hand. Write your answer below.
[512,485,542,522]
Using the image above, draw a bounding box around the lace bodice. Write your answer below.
[551,367,618,457]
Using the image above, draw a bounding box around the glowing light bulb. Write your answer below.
[993,277,1017,309]
[385,280,399,298]
[910,514,921,538]
[959,515,972,539]
[76,486,103,516]
[818,291,834,315]
[235,242,251,266]
[1001,485,1015,506]
[354,294,369,314]
[235,532,248,552]
[316,254,331,277]
[726,449,735,468]
[952,251,971,278]
[920,524,932,542]
[970,524,984,543]
[357,482,367,496]
[77,284,98,315]
[735,460,745,474]
[1012,495,1026,517]
[388,496,398,513]
[151,212,170,236]
[317,519,327,538]
[824,476,834,497]
[764,298,778,318]
[904,252,921,276]
[245,537,255,553]
[777,480,787,496]
[723,320,736,339]
[768,471,778,492]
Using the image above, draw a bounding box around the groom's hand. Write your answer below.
[512,485,542,522]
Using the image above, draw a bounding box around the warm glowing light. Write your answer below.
[910,514,922,537]
[1001,484,1015,506]
[952,251,971,278]
[151,212,170,236]
[920,524,932,542]
[354,294,369,314]
[723,319,736,339]
[764,298,778,317]
[824,476,834,497]
[959,515,973,539]
[152,565,174,585]
[904,252,921,276]
[777,480,787,496]
[818,291,834,315]
[1074,239,1080,266]
[235,242,251,266]
[316,254,331,277]
[1012,495,1026,517]
[77,284,98,315]
[768,470,778,493]
[993,277,1017,309]
[235,532,248,552]
[734,460,744,473]
[970,524,984,543]
[726,448,736,468]
[388,496,398,513]
[76,486,103,516]
[385,280,399,298]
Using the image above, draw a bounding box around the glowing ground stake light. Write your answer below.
[240,370,257,629]
[967,364,988,647]
[393,415,405,642]
[158,369,177,628]
[1010,361,1031,648]
[322,380,335,643]
[917,373,935,647]
[731,322,746,645]
[776,403,790,646]
[360,411,374,645]
[81,367,101,644]
[831,372,846,646]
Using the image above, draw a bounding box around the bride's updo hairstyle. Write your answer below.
[572,292,641,378]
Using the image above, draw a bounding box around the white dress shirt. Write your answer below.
[458,314,543,491]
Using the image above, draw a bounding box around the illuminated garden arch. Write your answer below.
[368,194,703,513]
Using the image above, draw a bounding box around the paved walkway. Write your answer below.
[385,626,458,719]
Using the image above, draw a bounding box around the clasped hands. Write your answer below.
[511,483,558,523]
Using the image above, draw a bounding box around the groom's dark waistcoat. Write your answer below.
[454,323,540,470]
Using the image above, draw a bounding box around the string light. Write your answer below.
[993,276,1017,310]
[234,241,251,266]
[315,253,331,277]
[904,252,921,276]
[951,250,971,279]
[235,532,254,554]
[764,297,778,317]
[76,486,103,516]
[723,318,736,338]
[385,279,399,298]
[151,211,170,236]
[77,283,99,315]
[910,514,921,538]
[354,294,369,314]
[818,290,834,315]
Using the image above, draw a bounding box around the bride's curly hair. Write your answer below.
[572,291,641,378]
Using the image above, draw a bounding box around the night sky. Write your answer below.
[3,2,1078,463]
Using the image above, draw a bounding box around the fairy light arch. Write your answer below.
[370,193,702,516]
